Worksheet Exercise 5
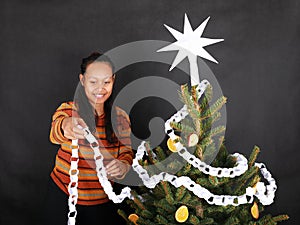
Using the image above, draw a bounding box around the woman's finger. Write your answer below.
[72,126,85,135]
[107,167,120,177]
[106,160,122,175]
[77,118,87,128]
[73,117,87,128]
[106,159,117,169]
[106,163,118,174]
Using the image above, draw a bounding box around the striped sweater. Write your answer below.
[49,102,133,205]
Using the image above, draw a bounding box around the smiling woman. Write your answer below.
[43,52,133,225]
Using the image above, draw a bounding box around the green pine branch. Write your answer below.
[170,121,196,134]
[155,146,167,161]
[201,96,227,119]
[248,145,260,167]
[272,214,290,222]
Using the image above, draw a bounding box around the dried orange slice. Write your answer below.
[128,213,139,224]
[175,205,189,223]
[251,202,259,219]
[167,137,178,152]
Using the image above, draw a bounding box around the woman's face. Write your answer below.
[79,61,115,109]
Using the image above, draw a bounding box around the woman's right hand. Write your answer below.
[61,117,87,140]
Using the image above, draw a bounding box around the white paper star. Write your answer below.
[158,13,224,86]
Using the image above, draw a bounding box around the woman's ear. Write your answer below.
[79,74,84,86]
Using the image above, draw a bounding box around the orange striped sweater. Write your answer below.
[49,102,133,205]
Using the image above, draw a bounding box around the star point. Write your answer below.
[158,14,224,71]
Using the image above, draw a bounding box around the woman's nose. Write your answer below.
[96,82,105,91]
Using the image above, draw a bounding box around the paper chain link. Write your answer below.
[67,79,277,225]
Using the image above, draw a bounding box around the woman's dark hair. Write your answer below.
[74,52,118,143]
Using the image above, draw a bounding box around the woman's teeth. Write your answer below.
[95,94,104,98]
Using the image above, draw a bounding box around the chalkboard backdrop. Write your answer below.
[1,0,299,224]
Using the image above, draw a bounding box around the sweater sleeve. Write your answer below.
[115,107,134,166]
[49,102,75,145]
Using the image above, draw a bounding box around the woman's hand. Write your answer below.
[105,159,129,179]
[61,117,87,140]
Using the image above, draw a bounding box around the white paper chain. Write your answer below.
[160,79,277,205]
[67,130,134,225]
[66,79,277,224]
[133,141,277,206]
[67,140,79,225]
[84,128,133,204]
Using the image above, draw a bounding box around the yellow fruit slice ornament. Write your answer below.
[251,202,259,219]
[175,205,189,223]
[128,213,139,225]
[167,137,179,152]
[187,133,199,147]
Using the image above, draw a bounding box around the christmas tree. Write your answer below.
[118,81,289,224]
[117,14,289,225]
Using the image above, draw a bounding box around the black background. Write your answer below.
[1,0,299,224]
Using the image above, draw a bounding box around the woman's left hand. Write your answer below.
[105,159,129,179]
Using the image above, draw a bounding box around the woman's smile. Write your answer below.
[95,93,105,99]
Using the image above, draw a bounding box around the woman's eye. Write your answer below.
[104,81,111,84]
[90,81,96,84]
